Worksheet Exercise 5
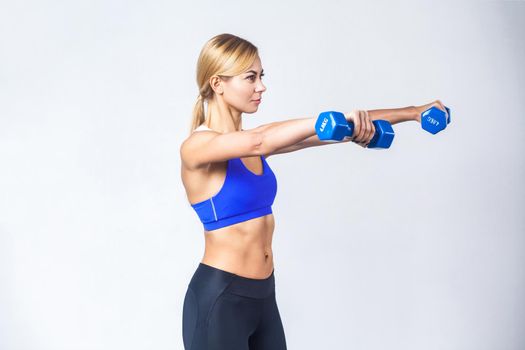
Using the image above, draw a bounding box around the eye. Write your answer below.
[247,73,265,81]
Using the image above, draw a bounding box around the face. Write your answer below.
[217,56,266,114]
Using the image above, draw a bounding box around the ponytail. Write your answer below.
[189,94,206,134]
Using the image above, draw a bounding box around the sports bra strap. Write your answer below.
[194,124,212,132]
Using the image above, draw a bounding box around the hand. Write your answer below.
[414,99,449,122]
[344,109,376,148]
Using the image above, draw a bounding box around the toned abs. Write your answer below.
[181,156,276,280]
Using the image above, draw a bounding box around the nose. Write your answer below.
[255,79,266,93]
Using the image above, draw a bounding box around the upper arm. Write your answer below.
[181,129,265,169]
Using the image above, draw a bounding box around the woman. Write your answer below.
[180,33,446,350]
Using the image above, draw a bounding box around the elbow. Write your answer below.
[251,130,271,156]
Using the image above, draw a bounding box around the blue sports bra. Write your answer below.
[189,125,278,231]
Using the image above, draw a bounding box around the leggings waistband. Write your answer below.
[189,263,275,299]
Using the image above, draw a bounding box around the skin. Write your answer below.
[180,55,448,279]
[181,56,275,279]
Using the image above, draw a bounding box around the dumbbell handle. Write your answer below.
[344,119,394,148]
[316,111,395,148]
[344,120,369,138]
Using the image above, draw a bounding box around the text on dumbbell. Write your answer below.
[319,118,328,132]
[425,117,439,126]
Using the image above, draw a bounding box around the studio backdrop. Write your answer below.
[0,1,524,349]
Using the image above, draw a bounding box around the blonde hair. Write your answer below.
[190,33,259,134]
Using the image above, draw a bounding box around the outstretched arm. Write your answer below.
[262,105,418,157]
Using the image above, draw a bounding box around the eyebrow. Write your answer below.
[246,69,264,75]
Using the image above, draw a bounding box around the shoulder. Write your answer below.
[180,129,220,169]
[182,128,221,149]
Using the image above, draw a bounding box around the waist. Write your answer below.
[203,215,274,247]
[202,214,275,279]
[189,262,275,299]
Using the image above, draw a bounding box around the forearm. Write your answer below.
[366,105,418,125]
[258,105,419,153]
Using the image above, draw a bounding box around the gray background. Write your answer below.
[1,1,524,349]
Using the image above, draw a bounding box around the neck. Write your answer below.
[205,97,242,133]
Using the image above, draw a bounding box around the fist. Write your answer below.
[414,100,448,122]
[344,109,376,148]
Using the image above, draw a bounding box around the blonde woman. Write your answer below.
[180,33,446,350]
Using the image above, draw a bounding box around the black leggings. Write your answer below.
[182,263,287,350]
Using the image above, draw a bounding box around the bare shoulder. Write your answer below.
[180,130,220,170]
[180,127,264,170]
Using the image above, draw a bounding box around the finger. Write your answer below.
[362,110,372,143]
[365,111,375,143]
[351,110,361,140]
[345,111,355,124]
[356,110,366,142]
[361,111,370,142]
[434,99,446,112]
[439,101,448,117]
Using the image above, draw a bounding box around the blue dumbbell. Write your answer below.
[421,106,451,134]
[315,111,395,149]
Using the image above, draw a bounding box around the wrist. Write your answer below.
[411,105,421,122]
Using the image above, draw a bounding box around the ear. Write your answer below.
[209,76,224,95]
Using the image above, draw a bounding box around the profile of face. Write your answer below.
[213,56,266,114]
